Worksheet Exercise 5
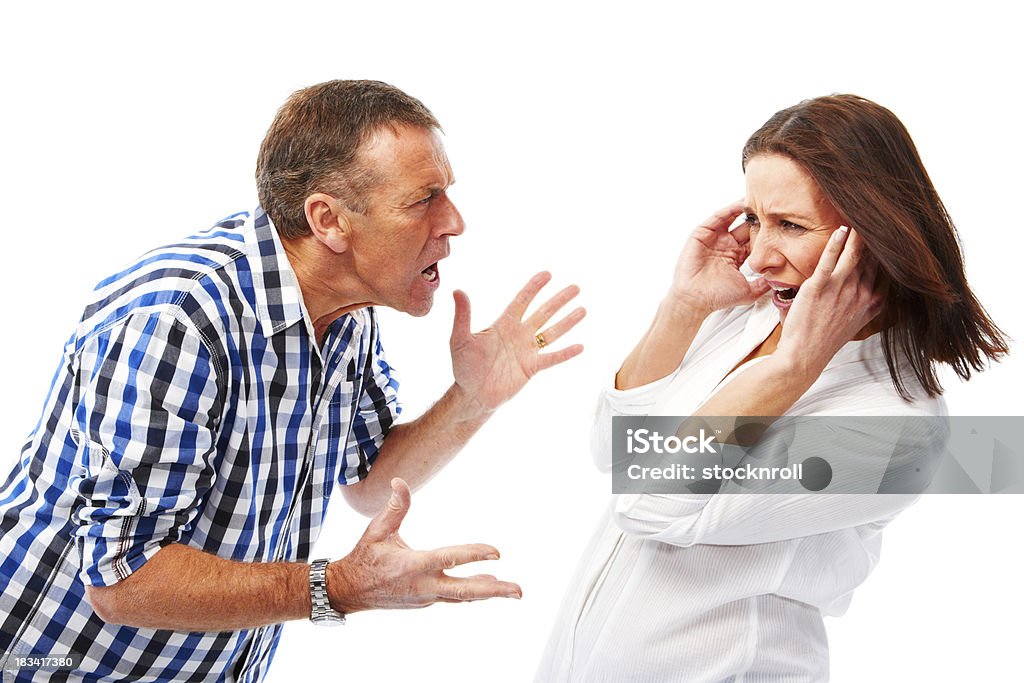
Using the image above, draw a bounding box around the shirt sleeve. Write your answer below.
[591,306,749,473]
[591,371,680,473]
[339,312,401,485]
[68,311,222,587]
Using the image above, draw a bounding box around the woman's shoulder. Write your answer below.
[790,333,948,418]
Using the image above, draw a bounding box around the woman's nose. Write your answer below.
[745,229,784,275]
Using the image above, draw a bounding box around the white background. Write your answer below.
[1,2,1021,681]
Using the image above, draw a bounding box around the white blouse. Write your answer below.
[536,295,946,682]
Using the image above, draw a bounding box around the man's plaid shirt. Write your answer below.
[0,208,400,681]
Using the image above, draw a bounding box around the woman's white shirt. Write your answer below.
[536,295,946,682]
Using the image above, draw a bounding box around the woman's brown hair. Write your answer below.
[742,94,1009,399]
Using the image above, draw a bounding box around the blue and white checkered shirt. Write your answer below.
[0,208,401,682]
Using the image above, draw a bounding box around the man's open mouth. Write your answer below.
[421,262,438,282]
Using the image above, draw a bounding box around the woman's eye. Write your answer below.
[780,220,807,232]
[744,214,759,229]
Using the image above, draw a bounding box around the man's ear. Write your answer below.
[304,193,351,254]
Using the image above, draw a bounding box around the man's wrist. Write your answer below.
[324,555,363,615]
[309,559,346,625]
[445,383,495,426]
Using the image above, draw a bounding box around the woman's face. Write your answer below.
[743,153,845,321]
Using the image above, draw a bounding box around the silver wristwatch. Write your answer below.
[309,558,346,626]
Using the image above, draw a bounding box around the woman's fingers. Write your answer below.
[698,200,746,233]
[813,225,851,280]
[807,225,882,325]
[823,226,878,293]
[747,276,772,299]
[730,221,752,245]
[832,225,870,281]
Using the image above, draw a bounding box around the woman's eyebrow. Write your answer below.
[746,207,817,224]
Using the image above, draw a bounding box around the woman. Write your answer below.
[536,95,1008,682]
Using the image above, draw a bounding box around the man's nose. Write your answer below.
[435,193,465,237]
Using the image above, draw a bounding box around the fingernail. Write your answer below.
[486,553,499,561]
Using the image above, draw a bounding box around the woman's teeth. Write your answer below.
[769,283,798,302]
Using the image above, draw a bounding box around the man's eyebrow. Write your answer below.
[411,178,456,196]
[429,177,456,190]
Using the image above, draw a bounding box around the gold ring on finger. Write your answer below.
[535,332,548,349]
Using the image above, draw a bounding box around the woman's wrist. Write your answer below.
[614,294,711,391]
[661,291,714,321]
[768,347,828,389]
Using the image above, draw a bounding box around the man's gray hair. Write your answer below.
[256,80,440,239]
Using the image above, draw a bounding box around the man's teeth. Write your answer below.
[421,264,438,282]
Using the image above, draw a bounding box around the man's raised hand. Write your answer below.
[328,478,522,613]
[448,271,585,419]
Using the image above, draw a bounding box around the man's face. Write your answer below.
[344,124,464,316]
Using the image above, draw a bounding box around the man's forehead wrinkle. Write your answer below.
[347,126,453,208]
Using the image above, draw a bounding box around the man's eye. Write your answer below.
[416,196,432,205]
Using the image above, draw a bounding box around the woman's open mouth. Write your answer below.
[769,282,798,309]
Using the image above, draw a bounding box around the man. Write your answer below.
[0,80,584,682]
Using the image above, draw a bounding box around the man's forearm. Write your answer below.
[342,383,489,515]
[85,543,311,631]
[86,481,521,630]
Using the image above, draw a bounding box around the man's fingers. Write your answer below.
[699,200,746,233]
[535,307,586,347]
[535,343,584,372]
[525,285,581,331]
[416,543,502,572]
[503,271,552,320]
[433,575,523,601]
[363,478,412,541]
[450,289,472,347]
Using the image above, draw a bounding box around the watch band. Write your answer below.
[309,558,346,626]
